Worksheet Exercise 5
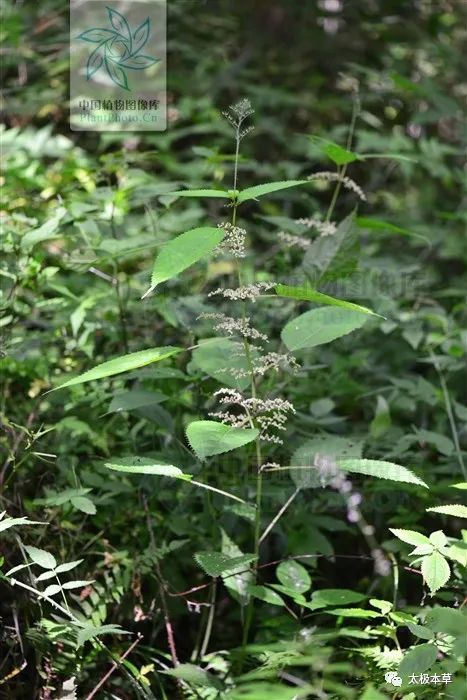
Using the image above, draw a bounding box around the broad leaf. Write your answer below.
[339,459,428,488]
[52,347,181,390]
[281,307,368,351]
[25,546,56,570]
[276,560,311,593]
[237,180,309,204]
[186,420,259,460]
[426,504,467,518]
[308,588,366,610]
[194,552,256,578]
[247,585,285,606]
[389,529,431,547]
[421,552,450,594]
[221,530,252,606]
[275,284,379,316]
[143,226,224,297]
[398,643,438,677]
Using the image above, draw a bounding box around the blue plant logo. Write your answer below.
[77,6,159,91]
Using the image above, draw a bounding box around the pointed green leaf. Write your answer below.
[194,552,256,578]
[426,505,467,518]
[186,420,259,460]
[398,643,438,677]
[237,180,309,204]
[54,560,83,574]
[340,459,428,488]
[143,227,224,297]
[275,284,380,316]
[70,496,96,515]
[52,347,181,390]
[308,588,366,610]
[281,307,368,351]
[309,136,360,165]
[276,560,311,594]
[325,608,382,618]
[43,584,61,597]
[421,552,450,594]
[25,546,57,570]
[168,189,230,198]
[77,624,130,648]
[105,457,186,478]
[247,585,285,607]
[389,529,431,547]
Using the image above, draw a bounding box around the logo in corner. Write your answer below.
[385,671,402,687]
[77,6,159,91]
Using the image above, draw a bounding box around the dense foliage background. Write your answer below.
[1,1,466,698]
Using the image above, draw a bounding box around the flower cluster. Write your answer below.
[208,282,275,302]
[222,98,255,139]
[278,232,311,249]
[308,171,367,201]
[198,313,268,342]
[210,388,296,444]
[295,215,338,237]
[216,222,247,258]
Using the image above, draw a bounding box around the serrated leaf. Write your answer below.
[186,420,259,460]
[275,284,379,316]
[77,624,130,648]
[247,585,285,606]
[276,560,311,594]
[238,180,310,204]
[389,529,431,546]
[163,663,222,689]
[25,546,56,570]
[369,598,393,615]
[427,505,467,518]
[406,622,434,640]
[105,457,185,478]
[194,552,256,578]
[421,552,450,594]
[70,496,96,515]
[398,643,438,677]
[143,227,224,297]
[339,459,428,488]
[168,188,230,198]
[281,307,368,351]
[52,347,181,390]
